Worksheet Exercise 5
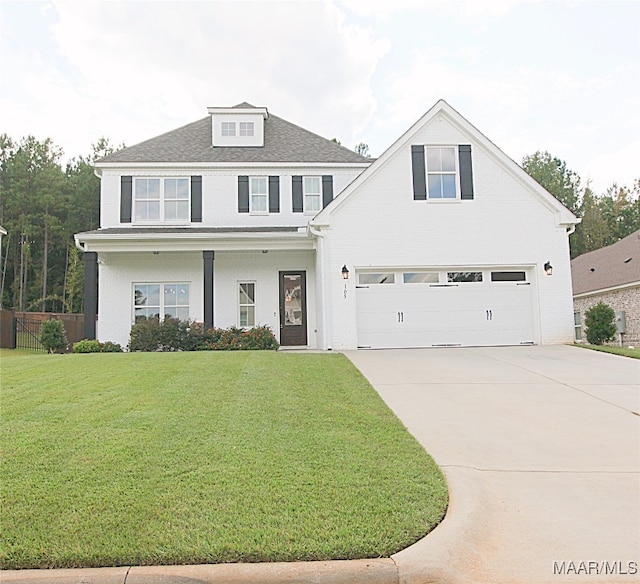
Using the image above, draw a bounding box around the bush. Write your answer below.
[128,319,278,352]
[101,341,123,353]
[73,339,123,353]
[585,302,617,345]
[39,319,68,353]
[73,340,101,353]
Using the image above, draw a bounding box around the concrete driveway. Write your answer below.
[346,345,640,584]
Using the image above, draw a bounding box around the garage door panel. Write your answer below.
[356,269,536,348]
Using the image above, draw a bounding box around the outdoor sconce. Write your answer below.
[544,261,553,276]
[342,265,349,280]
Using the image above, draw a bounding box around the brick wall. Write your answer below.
[574,285,640,347]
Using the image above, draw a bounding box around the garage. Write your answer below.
[356,269,536,348]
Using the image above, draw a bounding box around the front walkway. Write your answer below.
[346,345,640,584]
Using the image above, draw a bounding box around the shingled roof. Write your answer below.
[97,103,370,165]
[571,230,640,295]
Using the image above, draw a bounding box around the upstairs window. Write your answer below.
[250,177,268,213]
[134,178,189,222]
[221,122,236,136]
[303,177,322,213]
[427,147,457,199]
[239,122,254,136]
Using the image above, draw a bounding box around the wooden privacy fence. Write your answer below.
[0,311,85,351]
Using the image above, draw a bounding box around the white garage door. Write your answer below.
[356,269,536,348]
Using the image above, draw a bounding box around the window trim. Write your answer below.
[133,282,190,324]
[303,176,322,214]
[426,146,460,201]
[239,122,254,137]
[249,176,268,215]
[221,121,236,136]
[238,281,256,328]
[133,177,191,224]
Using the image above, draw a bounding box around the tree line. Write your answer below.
[0,135,116,312]
[0,135,637,314]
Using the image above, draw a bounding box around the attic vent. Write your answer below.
[623,257,632,263]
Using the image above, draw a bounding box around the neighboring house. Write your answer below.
[571,230,640,346]
[75,100,579,350]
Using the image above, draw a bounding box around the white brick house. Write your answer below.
[75,100,579,349]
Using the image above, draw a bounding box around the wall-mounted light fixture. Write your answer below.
[341,265,349,280]
[544,261,553,276]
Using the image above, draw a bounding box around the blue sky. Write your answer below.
[1,0,638,195]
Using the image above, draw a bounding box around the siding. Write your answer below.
[321,114,575,349]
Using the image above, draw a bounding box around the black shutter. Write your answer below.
[120,176,132,222]
[411,146,427,200]
[238,176,249,213]
[269,176,280,213]
[459,145,474,200]
[292,176,303,213]
[322,175,333,208]
[191,176,202,222]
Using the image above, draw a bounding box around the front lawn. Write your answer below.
[574,344,640,359]
[0,351,447,569]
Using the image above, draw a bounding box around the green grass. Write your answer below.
[0,351,447,569]
[574,343,640,359]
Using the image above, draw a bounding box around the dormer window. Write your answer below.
[209,105,268,147]
[221,122,236,137]
[239,122,254,137]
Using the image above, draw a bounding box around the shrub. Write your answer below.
[128,319,278,352]
[129,318,215,352]
[73,339,101,353]
[39,319,68,353]
[585,302,617,345]
[72,339,123,353]
[101,341,123,353]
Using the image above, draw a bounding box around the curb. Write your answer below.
[0,559,399,584]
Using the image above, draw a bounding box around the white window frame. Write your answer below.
[426,146,459,200]
[303,176,322,214]
[239,122,254,137]
[134,177,190,223]
[238,282,256,328]
[221,122,236,136]
[249,176,268,214]
[133,282,190,323]
[574,311,583,342]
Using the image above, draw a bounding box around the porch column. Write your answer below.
[203,251,214,328]
[83,251,98,340]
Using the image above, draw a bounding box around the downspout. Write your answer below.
[308,224,332,350]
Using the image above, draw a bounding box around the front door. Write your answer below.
[279,271,307,346]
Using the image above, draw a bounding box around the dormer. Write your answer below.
[208,103,268,147]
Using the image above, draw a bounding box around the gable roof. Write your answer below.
[96,103,369,165]
[311,99,579,227]
[571,230,640,295]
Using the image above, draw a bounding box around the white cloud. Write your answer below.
[35,0,389,153]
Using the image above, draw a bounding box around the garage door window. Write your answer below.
[403,272,439,284]
[448,272,483,283]
[491,271,526,282]
[358,273,395,285]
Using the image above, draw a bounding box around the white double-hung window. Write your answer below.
[239,282,256,327]
[426,147,457,199]
[134,178,189,222]
[303,177,322,212]
[250,177,268,213]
